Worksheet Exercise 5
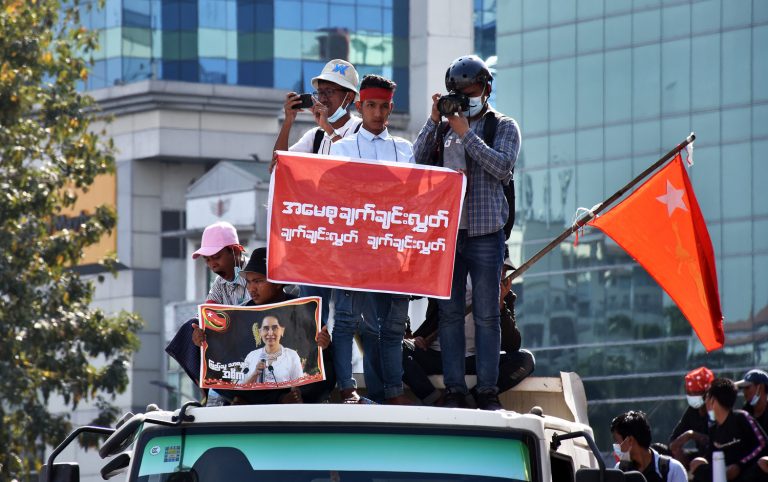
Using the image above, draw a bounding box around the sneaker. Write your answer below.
[475,391,503,411]
[442,391,469,409]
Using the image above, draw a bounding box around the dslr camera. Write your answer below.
[437,92,469,116]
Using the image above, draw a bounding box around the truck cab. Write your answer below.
[42,374,647,482]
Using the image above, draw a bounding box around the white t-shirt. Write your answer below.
[289,116,362,155]
[330,126,414,164]
[240,346,303,384]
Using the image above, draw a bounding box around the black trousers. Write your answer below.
[402,340,535,402]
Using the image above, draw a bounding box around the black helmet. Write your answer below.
[445,55,493,92]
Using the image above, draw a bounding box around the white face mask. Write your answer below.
[750,387,761,406]
[613,443,630,461]
[327,95,351,123]
[707,409,716,422]
[465,85,487,118]
[687,395,705,409]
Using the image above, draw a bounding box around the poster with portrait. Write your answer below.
[199,297,324,390]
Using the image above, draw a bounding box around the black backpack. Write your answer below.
[432,111,516,238]
[312,123,362,153]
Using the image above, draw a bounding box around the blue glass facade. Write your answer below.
[493,0,768,449]
[81,0,410,109]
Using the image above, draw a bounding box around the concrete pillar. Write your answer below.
[408,0,474,134]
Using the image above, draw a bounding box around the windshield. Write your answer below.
[132,427,533,482]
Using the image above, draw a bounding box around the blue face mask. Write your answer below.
[465,85,487,118]
[328,95,351,123]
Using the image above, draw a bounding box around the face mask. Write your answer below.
[327,95,351,123]
[466,85,487,117]
[613,443,630,461]
[707,409,716,422]
[687,395,705,409]
[750,388,761,406]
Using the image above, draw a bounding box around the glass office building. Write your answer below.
[79,0,409,108]
[494,0,768,447]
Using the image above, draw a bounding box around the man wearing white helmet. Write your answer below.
[272,59,362,167]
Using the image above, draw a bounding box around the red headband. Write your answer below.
[359,87,394,102]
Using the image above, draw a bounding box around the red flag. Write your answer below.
[590,154,724,351]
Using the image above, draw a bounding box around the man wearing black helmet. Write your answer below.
[413,55,521,411]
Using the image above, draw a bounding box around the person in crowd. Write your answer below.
[165,221,249,405]
[669,366,715,469]
[736,369,768,435]
[611,410,688,482]
[402,260,534,407]
[328,74,413,405]
[413,55,521,410]
[240,315,303,385]
[690,378,768,482]
[271,59,362,328]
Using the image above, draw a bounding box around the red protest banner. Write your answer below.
[268,151,466,298]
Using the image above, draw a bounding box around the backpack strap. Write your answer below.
[312,128,325,154]
[479,110,516,237]
[658,454,670,482]
[354,122,362,133]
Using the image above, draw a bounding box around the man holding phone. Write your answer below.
[272,59,362,167]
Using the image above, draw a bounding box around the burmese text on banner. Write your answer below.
[267,151,466,298]
[590,154,724,351]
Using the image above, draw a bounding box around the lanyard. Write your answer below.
[356,134,399,163]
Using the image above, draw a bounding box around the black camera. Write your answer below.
[291,93,314,110]
[437,92,469,116]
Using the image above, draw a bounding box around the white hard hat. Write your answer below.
[311,59,359,94]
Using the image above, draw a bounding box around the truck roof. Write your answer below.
[141,404,593,441]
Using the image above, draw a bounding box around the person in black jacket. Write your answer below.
[691,378,768,482]
[669,366,714,469]
[402,260,534,407]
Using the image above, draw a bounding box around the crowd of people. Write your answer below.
[611,368,768,481]
[163,55,768,480]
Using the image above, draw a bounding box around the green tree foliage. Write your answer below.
[0,0,142,477]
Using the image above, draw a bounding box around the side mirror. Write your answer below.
[100,453,131,480]
[99,414,146,458]
[39,463,79,482]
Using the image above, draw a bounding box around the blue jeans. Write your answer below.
[362,293,409,400]
[331,290,409,401]
[437,229,505,395]
[331,289,371,392]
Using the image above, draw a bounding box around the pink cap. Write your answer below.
[192,221,239,259]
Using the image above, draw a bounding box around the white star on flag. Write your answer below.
[656,180,688,216]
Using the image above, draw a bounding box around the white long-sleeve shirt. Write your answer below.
[330,126,414,164]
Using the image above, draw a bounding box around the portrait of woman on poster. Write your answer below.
[240,315,304,385]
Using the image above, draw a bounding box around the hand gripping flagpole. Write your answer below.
[509,132,696,281]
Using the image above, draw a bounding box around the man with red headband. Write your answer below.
[669,366,715,469]
[329,74,413,405]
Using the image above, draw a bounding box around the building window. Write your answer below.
[162,210,186,259]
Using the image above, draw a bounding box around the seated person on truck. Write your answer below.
[668,366,714,470]
[736,369,768,435]
[402,260,534,407]
[690,378,768,482]
[611,410,688,482]
[165,221,250,404]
